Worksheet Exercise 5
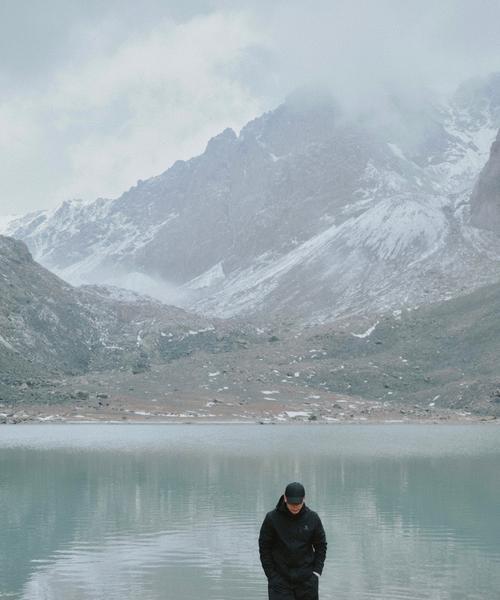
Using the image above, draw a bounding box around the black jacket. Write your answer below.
[259,495,327,586]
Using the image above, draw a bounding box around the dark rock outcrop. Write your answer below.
[470,129,500,232]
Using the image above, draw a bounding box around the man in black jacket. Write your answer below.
[259,482,327,600]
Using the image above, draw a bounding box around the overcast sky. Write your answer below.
[1,0,500,217]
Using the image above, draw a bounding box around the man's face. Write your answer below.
[285,495,304,514]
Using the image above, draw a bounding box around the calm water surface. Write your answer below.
[1,424,499,600]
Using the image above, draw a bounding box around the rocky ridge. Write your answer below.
[0,235,258,408]
[4,75,500,323]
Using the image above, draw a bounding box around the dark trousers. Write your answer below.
[268,575,319,600]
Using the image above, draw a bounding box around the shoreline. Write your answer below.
[2,396,498,426]
[2,413,498,426]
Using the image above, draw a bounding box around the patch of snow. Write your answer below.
[351,321,379,338]
[285,411,310,418]
[269,152,288,162]
[195,189,450,318]
[0,214,19,234]
[340,196,449,262]
[0,333,15,351]
[387,143,407,161]
[186,327,215,336]
[186,262,226,290]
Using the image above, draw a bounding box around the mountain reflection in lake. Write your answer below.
[1,424,499,600]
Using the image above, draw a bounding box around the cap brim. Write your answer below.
[286,497,304,504]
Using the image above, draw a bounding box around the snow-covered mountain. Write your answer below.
[4,75,500,323]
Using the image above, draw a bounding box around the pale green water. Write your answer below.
[1,424,499,600]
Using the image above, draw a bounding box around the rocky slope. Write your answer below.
[0,235,94,389]
[4,75,500,323]
[5,277,500,422]
[2,234,500,421]
[0,236,257,406]
[64,277,500,420]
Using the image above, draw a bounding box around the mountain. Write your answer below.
[1,235,499,419]
[290,280,500,415]
[0,235,255,406]
[0,234,94,392]
[4,75,500,323]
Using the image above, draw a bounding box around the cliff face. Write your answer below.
[470,129,500,232]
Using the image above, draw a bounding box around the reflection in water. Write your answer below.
[0,425,499,599]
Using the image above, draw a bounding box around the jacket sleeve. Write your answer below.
[258,513,278,580]
[312,515,327,575]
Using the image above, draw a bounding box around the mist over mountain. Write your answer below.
[3,74,500,324]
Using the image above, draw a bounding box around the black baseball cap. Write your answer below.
[285,482,305,504]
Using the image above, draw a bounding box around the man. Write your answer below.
[259,482,327,600]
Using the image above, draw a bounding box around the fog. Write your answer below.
[1,0,499,216]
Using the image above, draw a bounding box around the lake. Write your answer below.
[1,424,499,599]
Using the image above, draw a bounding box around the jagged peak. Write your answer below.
[204,127,237,154]
[239,87,339,149]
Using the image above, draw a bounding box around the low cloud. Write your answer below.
[1,1,500,216]
[0,10,265,215]
[254,0,500,113]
